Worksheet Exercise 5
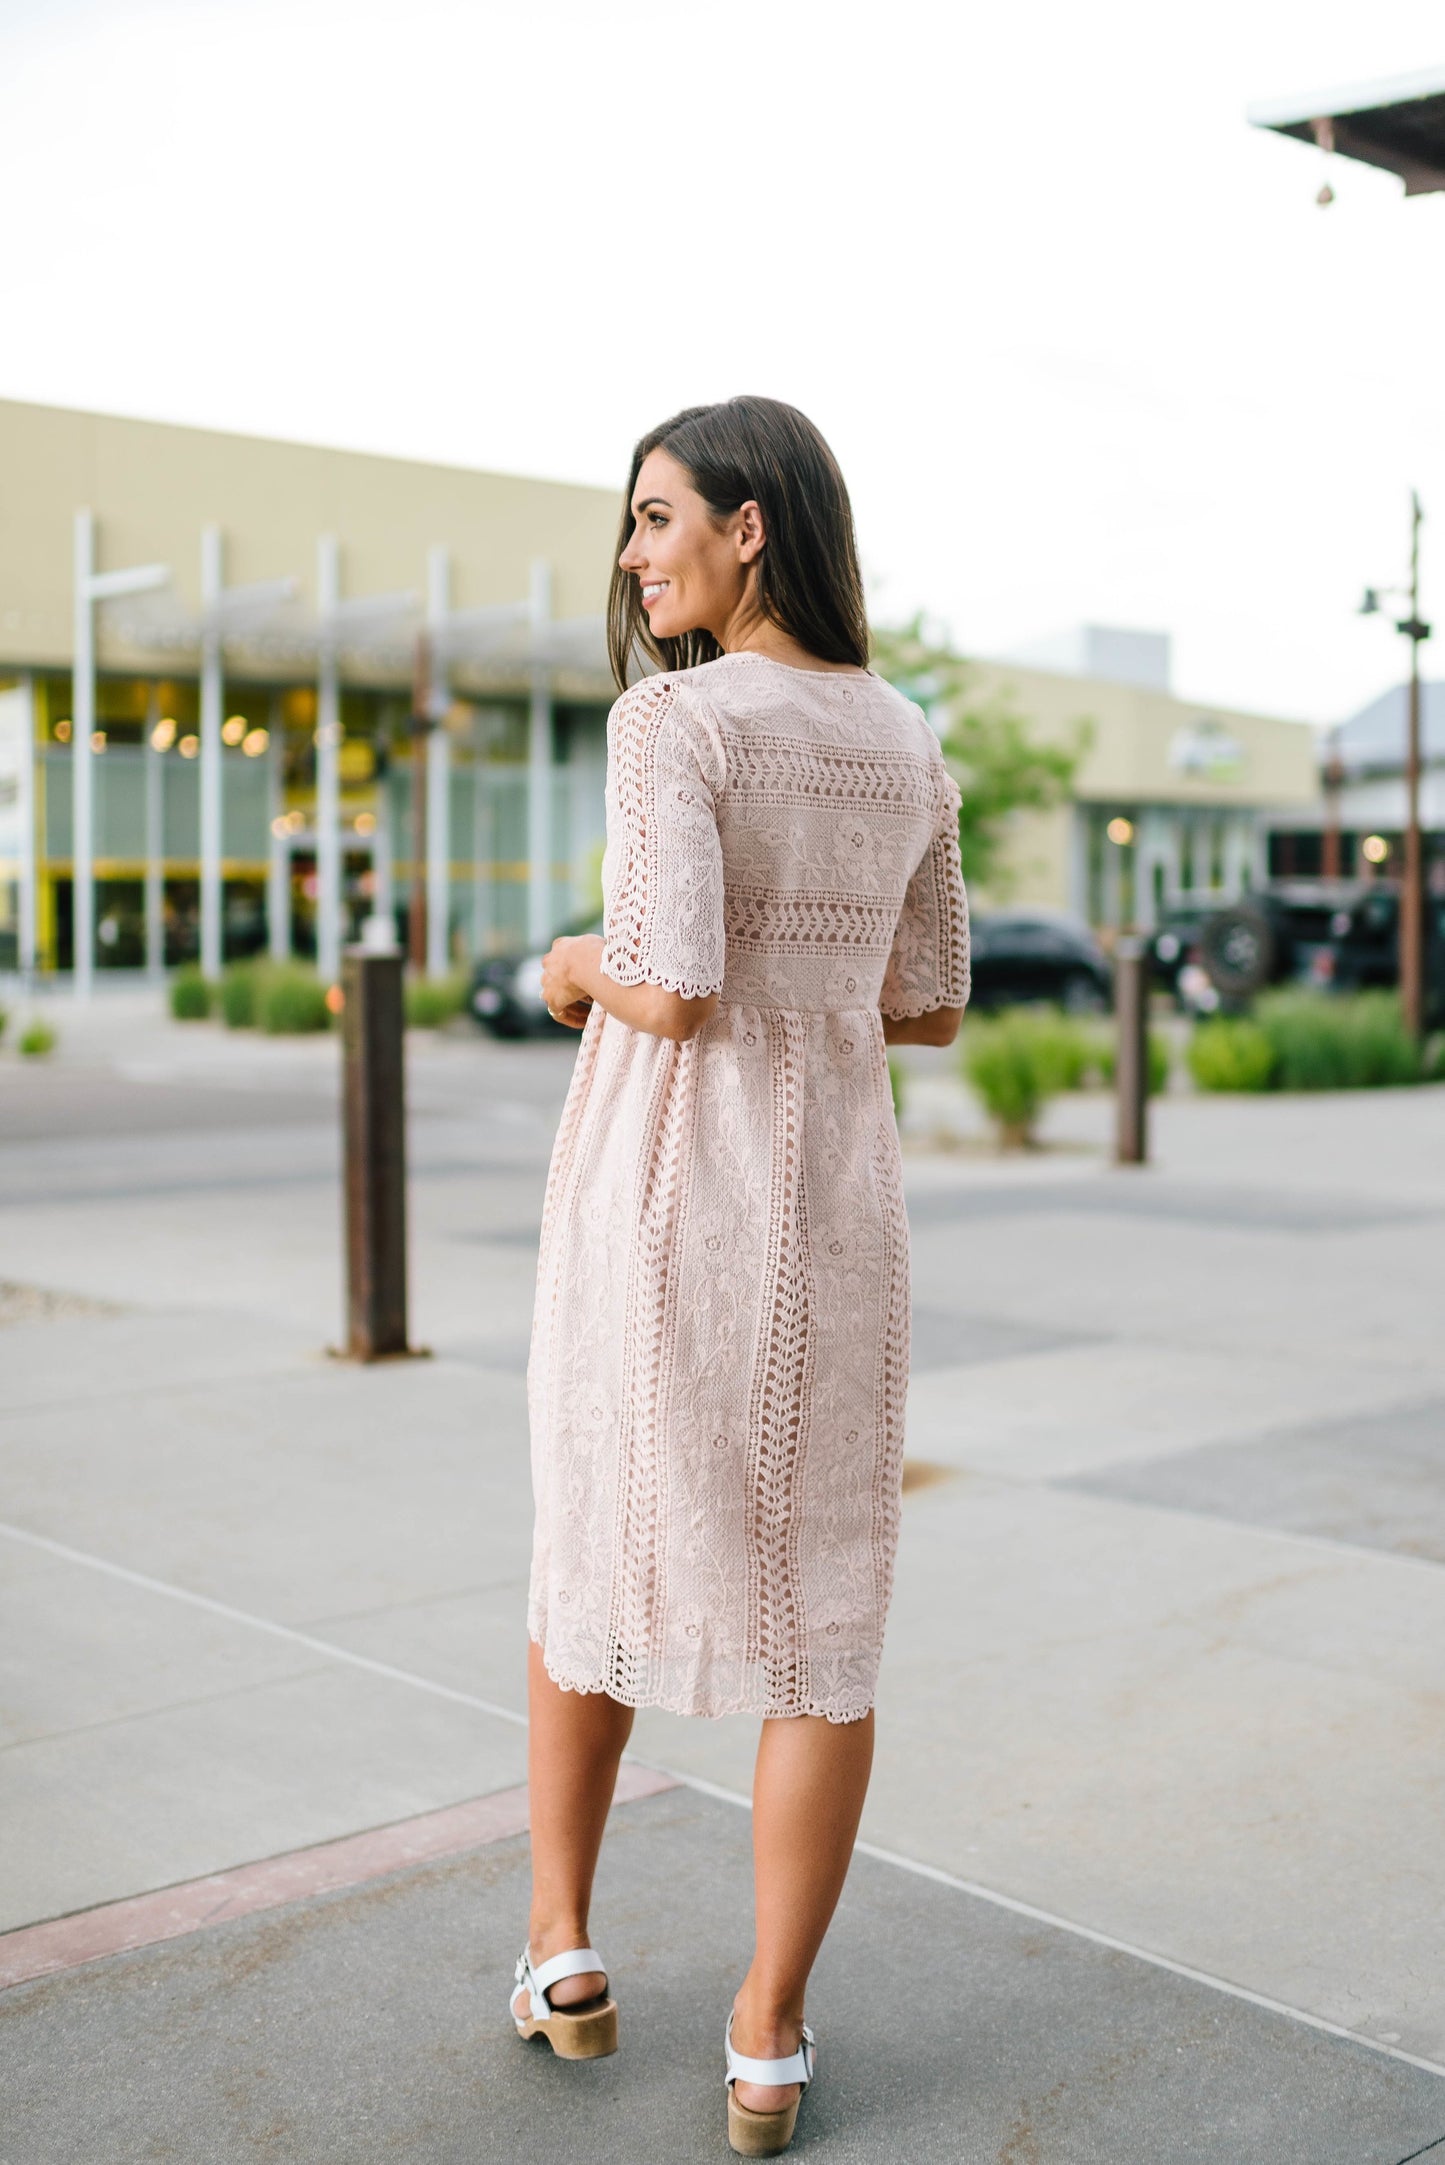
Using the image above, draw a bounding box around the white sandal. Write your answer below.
[724,2010,816,2157]
[510,1944,618,2060]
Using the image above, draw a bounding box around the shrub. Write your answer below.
[0,1004,8,1043]
[256,964,331,1035]
[1256,990,1421,1091]
[1088,1027,1172,1096]
[405,971,469,1030]
[1187,1017,1277,1093]
[18,1020,57,1058]
[219,961,261,1029]
[887,1055,905,1121]
[170,965,212,1021]
[961,1008,1081,1146]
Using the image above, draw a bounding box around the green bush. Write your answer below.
[219,961,261,1029]
[0,1004,8,1043]
[1256,990,1421,1091]
[1088,1027,1172,1096]
[961,1008,1083,1145]
[887,1055,905,1121]
[170,965,212,1021]
[1187,1017,1277,1093]
[18,1020,57,1058]
[256,964,332,1035]
[404,971,469,1030]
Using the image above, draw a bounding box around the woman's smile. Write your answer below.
[640,579,670,610]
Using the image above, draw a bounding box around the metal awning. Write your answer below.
[1248,65,1445,195]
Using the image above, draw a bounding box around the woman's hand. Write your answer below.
[541,935,602,1029]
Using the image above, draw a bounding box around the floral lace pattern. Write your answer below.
[527,651,969,1723]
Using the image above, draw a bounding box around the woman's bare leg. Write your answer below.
[729,1710,876,2111]
[517,1639,634,2017]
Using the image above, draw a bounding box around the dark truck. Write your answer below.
[1200,878,1445,1027]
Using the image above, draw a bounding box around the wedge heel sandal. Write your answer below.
[511,1945,618,2061]
[724,2012,816,2157]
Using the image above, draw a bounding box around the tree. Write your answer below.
[871,615,1090,896]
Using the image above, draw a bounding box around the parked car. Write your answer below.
[469,912,604,1037]
[1316,882,1445,1027]
[1198,881,1364,1004]
[966,909,1112,1012]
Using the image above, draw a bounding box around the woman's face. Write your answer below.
[617,446,763,644]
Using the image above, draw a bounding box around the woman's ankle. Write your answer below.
[731,1983,805,2051]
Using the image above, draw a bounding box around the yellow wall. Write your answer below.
[0,399,622,687]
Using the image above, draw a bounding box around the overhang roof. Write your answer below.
[1247,65,1445,195]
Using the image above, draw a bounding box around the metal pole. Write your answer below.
[267,693,289,961]
[144,683,164,977]
[409,630,431,971]
[72,510,95,998]
[316,535,342,984]
[16,673,37,983]
[1114,936,1149,1166]
[199,525,225,981]
[339,945,413,1360]
[1400,492,1426,1041]
[425,546,451,978]
[527,556,552,949]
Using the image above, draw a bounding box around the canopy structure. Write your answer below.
[1248,66,1445,195]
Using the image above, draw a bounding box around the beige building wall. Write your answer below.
[953,659,1320,917]
[0,399,622,685]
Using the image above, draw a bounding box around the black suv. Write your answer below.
[966,909,1112,1012]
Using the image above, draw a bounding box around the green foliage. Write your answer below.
[870,615,1088,895]
[1256,990,1422,1091]
[219,962,261,1030]
[1187,1018,1278,1093]
[0,1004,8,1043]
[887,1055,905,1122]
[256,964,332,1035]
[1426,1034,1445,1083]
[405,971,470,1029]
[170,965,213,1021]
[1087,1027,1172,1096]
[18,1020,57,1058]
[961,1008,1083,1145]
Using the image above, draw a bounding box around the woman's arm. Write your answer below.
[541,933,719,1043]
[882,1005,964,1047]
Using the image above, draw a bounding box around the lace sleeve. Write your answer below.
[879,760,970,1019]
[599,676,727,1001]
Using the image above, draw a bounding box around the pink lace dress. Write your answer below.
[525,650,970,1723]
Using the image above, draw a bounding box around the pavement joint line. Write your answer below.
[1396,2139,1445,2165]
[1027,1480,1445,1581]
[0,1769,676,1992]
[6,1519,1444,2087]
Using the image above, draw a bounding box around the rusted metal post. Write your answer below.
[1114,936,1149,1166]
[340,943,413,1359]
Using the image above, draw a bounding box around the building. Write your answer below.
[963,629,1320,927]
[1265,680,1445,882]
[0,398,622,989]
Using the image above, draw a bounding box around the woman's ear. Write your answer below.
[737,500,766,564]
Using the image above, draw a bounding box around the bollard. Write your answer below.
[338,942,418,1359]
[1114,936,1149,1166]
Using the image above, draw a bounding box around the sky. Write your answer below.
[1,0,1442,726]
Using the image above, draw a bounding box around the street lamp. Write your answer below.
[1359,491,1432,1038]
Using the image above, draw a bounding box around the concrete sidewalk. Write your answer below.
[1,993,1443,2158]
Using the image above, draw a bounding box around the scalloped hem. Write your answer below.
[879,986,971,1020]
[598,957,726,1002]
[530,1633,876,1726]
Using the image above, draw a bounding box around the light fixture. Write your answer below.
[270,815,290,839]
[1361,834,1390,864]
[242,727,269,758]
[179,734,200,759]
[221,715,247,747]
[1106,816,1135,846]
[55,718,72,743]
[354,811,377,835]
[151,716,177,751]
[286,808,306,833]
[90,730,107,753]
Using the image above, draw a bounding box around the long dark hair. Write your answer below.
[606,396,870,689]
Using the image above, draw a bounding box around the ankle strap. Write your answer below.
[515,1944,606,2020]
[725,2013,815,2091]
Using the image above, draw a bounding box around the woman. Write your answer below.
[514,396,969,2157]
